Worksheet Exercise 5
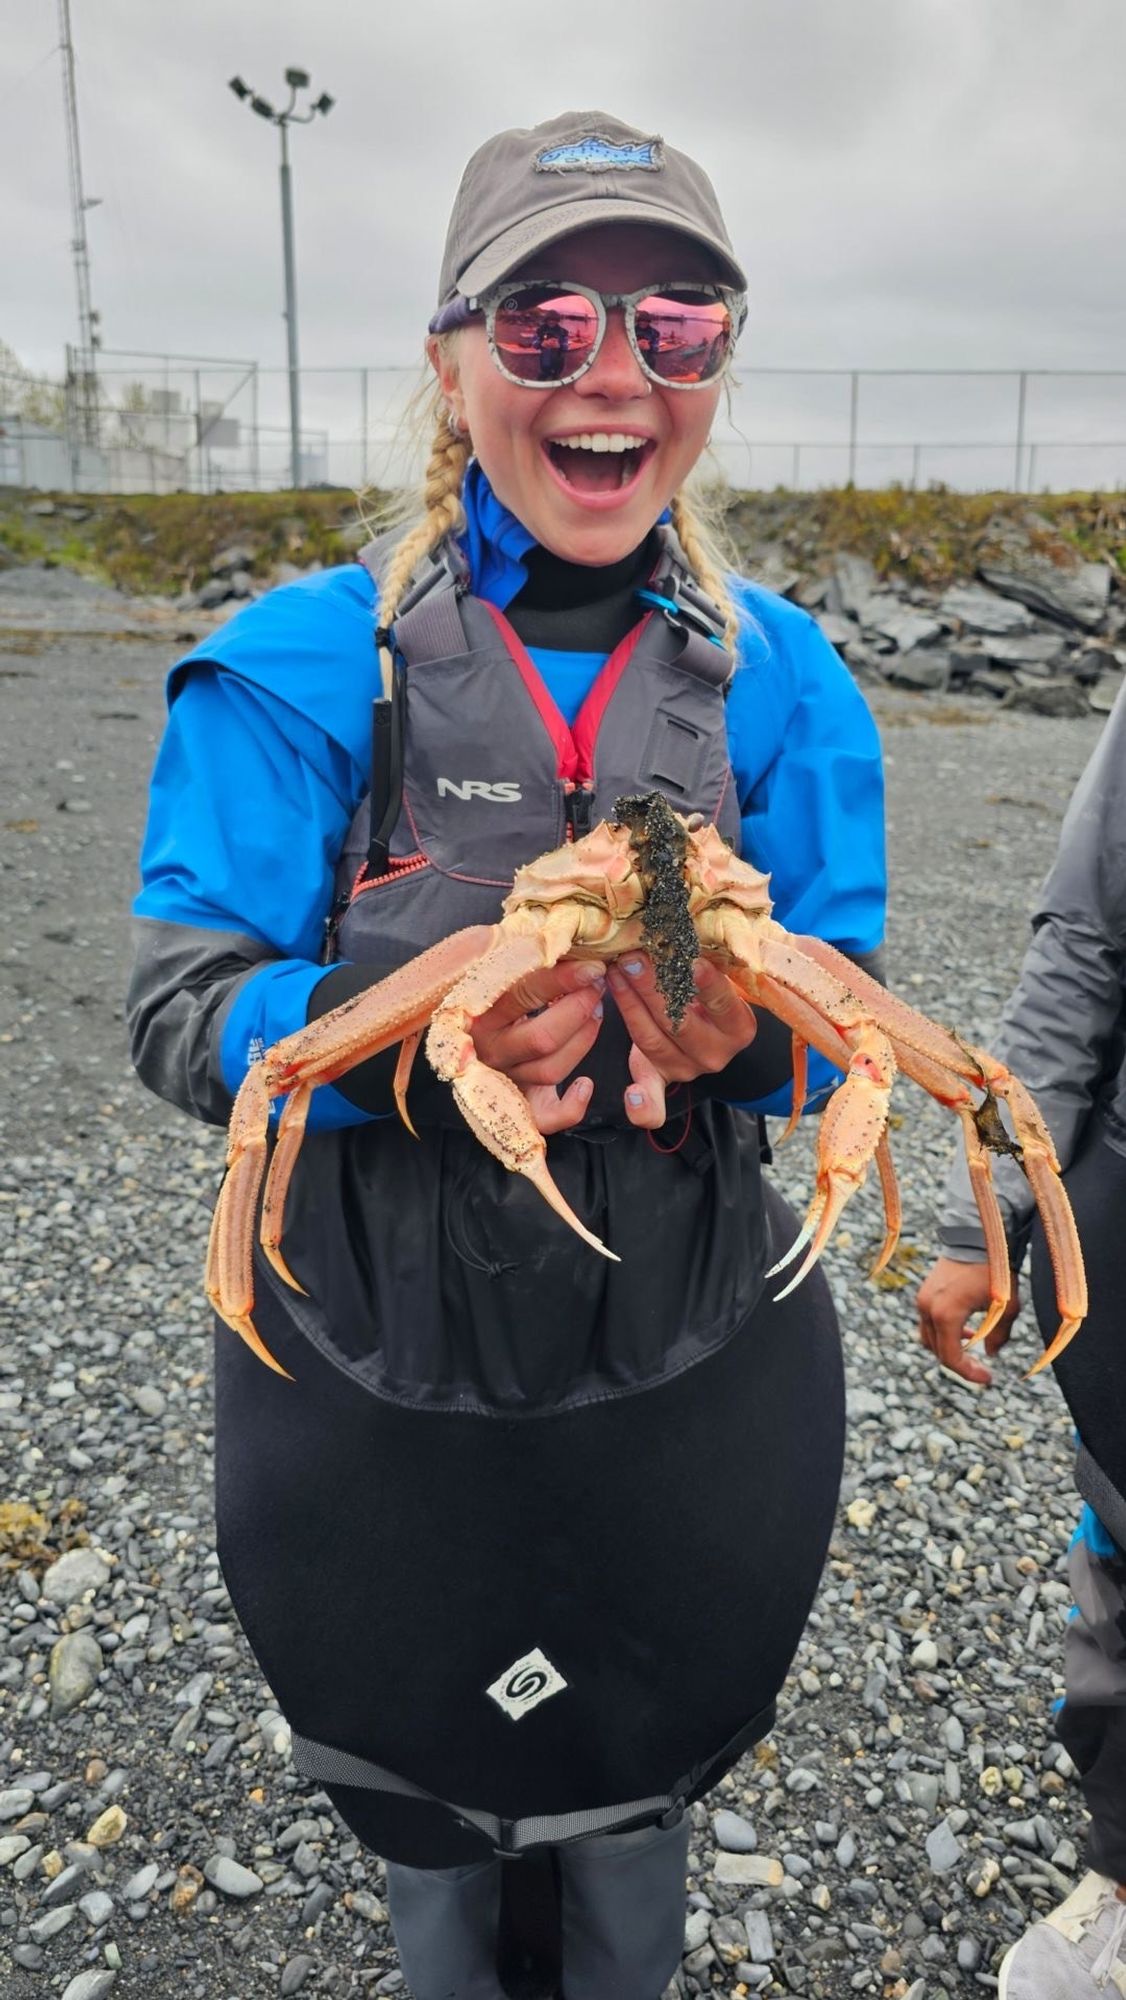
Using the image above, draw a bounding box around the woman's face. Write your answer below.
[430,223,726,566]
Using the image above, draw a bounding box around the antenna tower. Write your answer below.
[58,0,100,445]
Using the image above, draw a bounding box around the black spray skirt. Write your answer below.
[214,1125,845,1867]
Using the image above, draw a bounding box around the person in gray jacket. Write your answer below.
[917,682,1126,1998]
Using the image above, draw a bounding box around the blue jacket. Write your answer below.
[132,467,886,1130]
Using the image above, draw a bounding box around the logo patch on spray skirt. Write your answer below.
[535,136,663,175]
[486,1647,568,1720]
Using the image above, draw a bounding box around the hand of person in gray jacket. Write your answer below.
[916,1255,1023,1386]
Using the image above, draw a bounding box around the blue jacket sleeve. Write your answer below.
[133,664,375,1130]
[721,583,887,1118]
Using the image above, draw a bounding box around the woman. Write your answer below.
[129,111,885,2000]
[917,684,1126,1999]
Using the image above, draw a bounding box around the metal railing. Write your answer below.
[3,351,1125,496]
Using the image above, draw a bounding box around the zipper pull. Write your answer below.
[565,783,595,841]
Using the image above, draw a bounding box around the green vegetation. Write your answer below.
[722,487,1126,590]
[0,489,384,596]
[0,484,1124,599]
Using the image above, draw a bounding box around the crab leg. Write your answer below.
[210,926,508,1368]
[426,911,618,1260]
[715,918,898,1294]
[871,1133,902,1277]
[791,936,1087,1361]
[206,1065,295,1376]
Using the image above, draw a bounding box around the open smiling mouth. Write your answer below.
[543,433,656,495]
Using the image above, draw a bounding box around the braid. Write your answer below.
[669,490,739,653]
[377,408,471,695]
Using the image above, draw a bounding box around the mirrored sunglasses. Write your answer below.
[432,282,746,389]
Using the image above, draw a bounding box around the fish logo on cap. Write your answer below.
[535,135,664,174]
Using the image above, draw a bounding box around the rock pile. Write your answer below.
[793,524,1123,716]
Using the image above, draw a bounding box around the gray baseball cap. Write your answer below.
[431,110,746,324]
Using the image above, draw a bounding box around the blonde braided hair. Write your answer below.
[376,402,471,696]
[669,490,739,652]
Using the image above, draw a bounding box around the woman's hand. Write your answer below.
[915,1255,1022,1386]
[469,958,606,1135]
[607,951,758,1129]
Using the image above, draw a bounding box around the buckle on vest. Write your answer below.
[658,1797,686,1830]
[635,586,726,650]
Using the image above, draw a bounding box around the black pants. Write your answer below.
[1030,1117,1126,1883]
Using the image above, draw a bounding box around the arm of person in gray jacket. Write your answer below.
[939,685,1126,1266]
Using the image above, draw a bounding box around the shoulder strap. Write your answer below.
[358,534,471,667]
[357,536,472,873]
[640,524,735,691]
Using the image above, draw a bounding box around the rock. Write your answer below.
[906,1773,941,1813]
[710,1913,750,1963]
[0,1787,34,1821]
[62,1975,117,2000]
[78,1889,114,1926]
[48,1631,104,1716]
[29,1903,78,1942]
[128,1384,166,1419]
[684,1907,711,1950]
[968,1853,1000,1897]
[870,604,944,652]
[885,649,950,691]
[979,550,1112,630]
[939,585,1035,634]
[713,1808,758,1853]
[833,553,878,617]
[41,1548,110,1605]
[1090,672,1125,713]
[204,1853,264,1898]
[194,577,233,609]
[815,612,858,649]
[281,1960,316,1996]
[210,544,257,578]
[120,1861,159,1899]
[743,1908,775,1960]
[85,1804,127,1847]
[925,1819,963,1873]
[982,631,1066,668]
[713,1851,784,1887]
[1004,678,1090,717]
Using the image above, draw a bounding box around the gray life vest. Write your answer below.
[326,524,742,976]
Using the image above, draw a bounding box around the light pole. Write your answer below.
[229,69,334,490]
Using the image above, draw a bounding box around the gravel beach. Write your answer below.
[0,586,1106,1999]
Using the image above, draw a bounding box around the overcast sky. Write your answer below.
[4,0,1126,486]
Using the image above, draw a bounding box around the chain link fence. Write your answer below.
[3,350,1125,496]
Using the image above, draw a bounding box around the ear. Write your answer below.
[427,335,467,434]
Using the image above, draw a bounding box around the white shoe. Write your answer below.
[998,1871,1126,1996]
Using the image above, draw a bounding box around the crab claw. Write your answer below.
[771,1032,893,1301]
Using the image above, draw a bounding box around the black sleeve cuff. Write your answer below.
[306,964,452,1123]
[695,1006,796,1105]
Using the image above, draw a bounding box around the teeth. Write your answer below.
[551,433,648,453]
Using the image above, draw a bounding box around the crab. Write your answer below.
[207,794,1087,1381]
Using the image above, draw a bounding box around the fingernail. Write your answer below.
[592,1001,604,1021]
[574,1077,592,1098]
[575,962,605,985]
[622,959,643,977]
[607,967,625,992]
[627,1087,645,1106]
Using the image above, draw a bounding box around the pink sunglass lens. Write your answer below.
[492,291,600,382]
[635,295,733,382]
